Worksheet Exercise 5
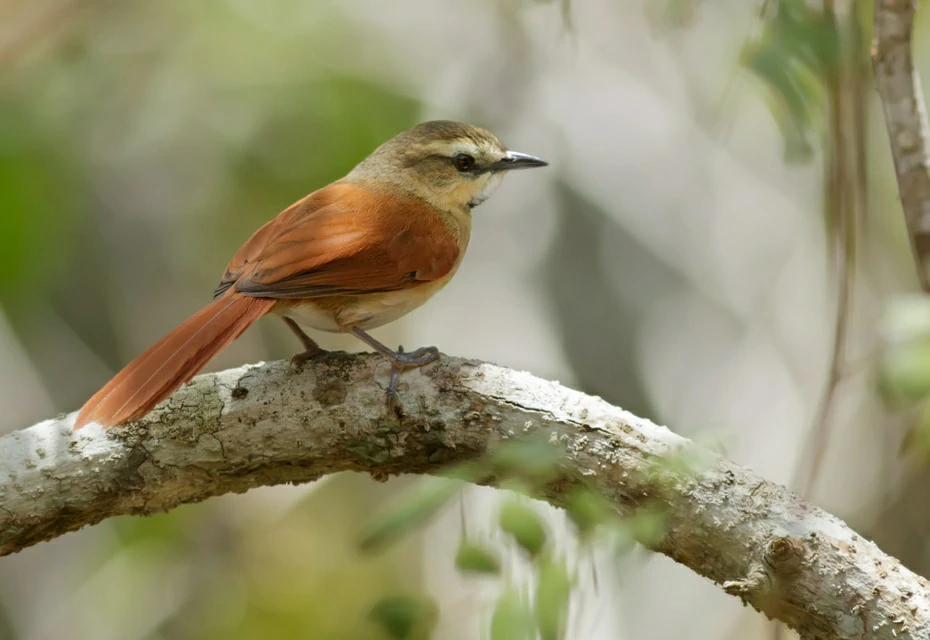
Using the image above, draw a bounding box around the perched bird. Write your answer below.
[74,120,547,429]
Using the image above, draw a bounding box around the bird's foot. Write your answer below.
[386,345,440,406]
[283,317,327,366]
[290,345,328,367]
[349,327,441,409]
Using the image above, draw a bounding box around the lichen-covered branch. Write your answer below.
[873,0,930,291]
[1,353,928,639]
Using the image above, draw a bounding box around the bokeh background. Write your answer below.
[1,0,927,638]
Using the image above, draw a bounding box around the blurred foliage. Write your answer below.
[456,539,502,575]
[879,296,930,406]
[370,595,439,640]
[564,487,614,540]
[742,0,840,162]
[85,475,432,640]
[491,588,536,640]
[0,100,84,304]
[357,436,673,639]
[358,478,465,553]
[644,0,701,30]
[879,297,930,457]
[499,499,549,558]
[534,555,573,640]
[212,76,418,259]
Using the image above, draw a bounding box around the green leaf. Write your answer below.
[881,342,930,403]
[900,400,930,458]
[491,589,535,640]
[743,46,819,162]
[370,595,438,640]
[534,556,573,640]
[499,499,547,557]
[644,443,716,487]
[878,296,930,404]
[565,487,612,538]
[628,506,668,548]
[741,0,841,164]
[772,0,841,71]
[455,541,501,575]
[489,436,563,485]
[358,478,463,553]
[881,295,930,345]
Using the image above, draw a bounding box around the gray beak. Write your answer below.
[489,150,549,172]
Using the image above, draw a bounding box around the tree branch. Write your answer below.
[873,0,930,291]
[1,353,929,639]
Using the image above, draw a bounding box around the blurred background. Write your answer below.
[1,0,927,638]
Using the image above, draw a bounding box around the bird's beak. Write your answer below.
[489,150,549,172]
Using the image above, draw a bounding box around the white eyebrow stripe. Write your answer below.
[421,140,486,157]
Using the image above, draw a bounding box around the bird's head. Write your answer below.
[349,120,547,212]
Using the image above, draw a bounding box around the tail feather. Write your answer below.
[74,293,275,430]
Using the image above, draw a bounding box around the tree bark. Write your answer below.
[0,353,928,639]
[873,0,930,291]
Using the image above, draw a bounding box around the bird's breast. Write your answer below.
[275,274,459,333]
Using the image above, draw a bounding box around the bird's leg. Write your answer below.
[283,318,327,365]
[350,327,440,404]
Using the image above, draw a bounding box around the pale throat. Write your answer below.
[465,172,504,209]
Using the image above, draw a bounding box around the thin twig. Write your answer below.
[795,0,860,500]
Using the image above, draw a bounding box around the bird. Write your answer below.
[73,120,547,430]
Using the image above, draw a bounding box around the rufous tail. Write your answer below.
[74,293,275,430]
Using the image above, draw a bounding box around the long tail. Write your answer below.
[74,293,275,430]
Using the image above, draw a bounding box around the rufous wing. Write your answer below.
[219,182,462,300]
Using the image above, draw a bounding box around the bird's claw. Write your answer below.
[290,346,327,367]
[385,345,440,407]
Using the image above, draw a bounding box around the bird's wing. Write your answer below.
[214,182,462,300]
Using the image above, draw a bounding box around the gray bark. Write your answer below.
[873,0,930,290]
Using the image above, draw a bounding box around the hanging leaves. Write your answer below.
[743,0,840,162]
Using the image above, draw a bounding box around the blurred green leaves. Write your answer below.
[358,435,569,556]
[565,487,613,539]
[234,75,419,193]
[487,435,565,486]
[216,76,419,254]
[883,341,930,403]
[879,296,930,456]
[355,433,673,640]
[0,101,82,304]
[743,0,840,162]
[456,540,502,575]
[358,477,465,553]
[370,595,438,640]
[491,588,536,640]
[880,296,930,404]
[645,0,699,31]
[534,555,573,640]
[499,499,548,558]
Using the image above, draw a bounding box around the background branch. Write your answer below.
[873,0,930,291]
[1,353,929,639]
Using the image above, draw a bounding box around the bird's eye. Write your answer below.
[453,153,476,172]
